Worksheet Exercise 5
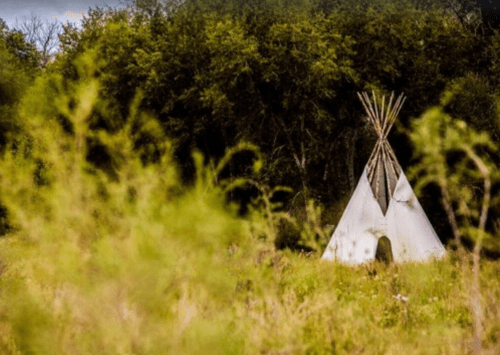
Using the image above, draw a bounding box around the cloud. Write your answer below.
[56,9,88,26]
[4,1,124,29]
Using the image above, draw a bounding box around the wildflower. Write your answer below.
[394,294,408,302]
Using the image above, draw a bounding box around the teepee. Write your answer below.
[322,91,446,264]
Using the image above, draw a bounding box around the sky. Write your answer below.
[1,0,126,30]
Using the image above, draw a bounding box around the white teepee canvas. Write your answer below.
[322,92,446,264]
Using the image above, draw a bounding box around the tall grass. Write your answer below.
[0,52,498,354]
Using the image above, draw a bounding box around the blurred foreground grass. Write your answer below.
[0,53,498,355]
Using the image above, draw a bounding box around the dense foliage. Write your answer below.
[47,1,500,247]
[0,19,40,150]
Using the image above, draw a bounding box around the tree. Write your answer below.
[439,0,479,26]
[0,18,40,150]
[437,0,500,36]
[15,14,60,68]
[0,19,40,76]
[0,34,26,145]
[478,0,500,33]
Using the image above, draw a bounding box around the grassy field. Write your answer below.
[0,172,498,355]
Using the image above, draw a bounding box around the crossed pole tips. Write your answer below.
[357,91,406,211]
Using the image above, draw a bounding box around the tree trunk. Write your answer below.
[345,128,358,193]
